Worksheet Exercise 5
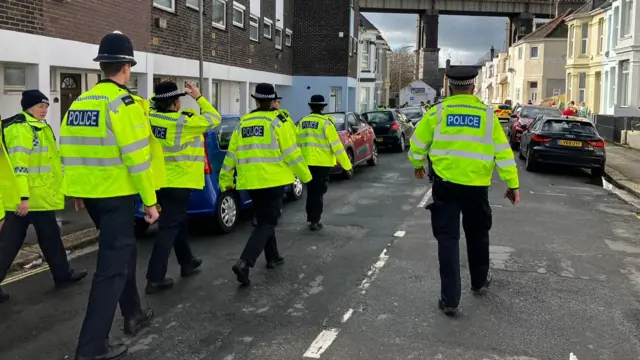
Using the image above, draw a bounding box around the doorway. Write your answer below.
[594,71,602,113]
[330,86,341,112]
[60,73,82,123]
[528,81,538,104]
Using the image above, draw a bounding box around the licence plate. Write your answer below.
[376,138,383,143]
[559,140,582,147]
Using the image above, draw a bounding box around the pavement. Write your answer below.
[1,151,640,360]
[604,142,640,199]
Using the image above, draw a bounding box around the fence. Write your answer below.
[592,114,640,144]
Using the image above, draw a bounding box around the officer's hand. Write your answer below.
[15,200,28,217]
[144,205,160,224]
[504,188,520,206]
[414,167,426,179]
[225,186,235,191]
[74,198,85,212]
[186,83,202,99]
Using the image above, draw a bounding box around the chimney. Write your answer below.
[445,59,451,69]
[490,46,495,59]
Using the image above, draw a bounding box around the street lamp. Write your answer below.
[397,45,413,105]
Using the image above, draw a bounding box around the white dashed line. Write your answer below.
[341,308,354,323]
[570,353,578,360]
[358,249,390,293]
[529,190,567,196]
[303,328,340,358]
[393,230,406,237]
[417,187,433,208]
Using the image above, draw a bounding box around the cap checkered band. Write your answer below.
[253,92,277,99]
[42,99,49,104]
[154,90,185,99]
[448,78,475,86]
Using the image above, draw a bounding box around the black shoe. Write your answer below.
[266,256,285,269]
[0,286,9,303]
[438,299,459,317]
[181,257,203,278]
[145,278,174,294]
[252,217,258,227]
[471,269,492,295]
[308,222,324,231]
[75,344,128,360]
[232,259,251,286]
[123,308,154,336]
[55,269,89,289]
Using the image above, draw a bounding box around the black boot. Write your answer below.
[145,278,174,294]
[438,299,459,317]
[266,256,285,269]
[123,308,154,336]
[232,259,251,286]
[471,269,492,295]
[75,344,128,360]
[181,257,203,278]
[0,286,9,303]
[308,222,324,231]
[55,269,89,289]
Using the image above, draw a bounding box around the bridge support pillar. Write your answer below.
[418,10,441,91]
[507,13,534,47]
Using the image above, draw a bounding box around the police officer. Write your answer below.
[0,90,88,303]
[272,93,296,141]
[60,31,159,360]
[220,83,312,286]
[0,119,20,302]
[145,81,221,294]
[377,103,385,110]
[408,66,520,317]
[298,95,352,231]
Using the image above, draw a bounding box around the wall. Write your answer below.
[399,80,436,106]
[611,0,640,116]
[278,76,355,122]
[0,0,44,35]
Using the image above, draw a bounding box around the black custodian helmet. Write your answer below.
[93,31,137,66]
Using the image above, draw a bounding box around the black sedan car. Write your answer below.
[362,109,415,152]
[519,115,606,177]
[400,106,426,126]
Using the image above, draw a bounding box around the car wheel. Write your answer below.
[287,176,304,201]
[591,167,605,177]
[134,217,150,238]
[367,143,378,166]
[343,149,355,179]
[215,191,238,233]
[396,135,406,153]
[525,146,537,172]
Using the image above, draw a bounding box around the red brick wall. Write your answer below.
[0,0,45,35]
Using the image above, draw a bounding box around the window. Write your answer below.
[566,72,572,100]
[610,67,616,105]
[349,7,355,37]
[3,65,26,90]
[374,49,379,73]
[516,88,520,100]
[211,81,219,109]
[597,18,604,54]
[275,27,282,50]
[530,46,539,59]
[285,29,292,46]
[212,0,226,29]
[620,60,630,106]
[604,70,609,109]
[568,25,574,57]
[153,0,174,11]
[232,2,245,28]
[606,15,612,51]
[361,41,370,70]
[263,18,272,38]
[517,47,523,60]
[578,72,586,102]
[580,23,588,55]
[348,37,353,56]
[622,0,632,36]
[353,37,357,54]
[360,87,370,113]
[186,0,199,9]
[249,15,259,42]
[613,7,619,47]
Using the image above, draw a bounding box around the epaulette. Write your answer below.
[1,113,27,129]
[121,94,135,106]
[277,113,287,123]
[181,111,194,118]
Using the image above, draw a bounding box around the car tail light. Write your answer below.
[389,122,400,131]
[587,139,605,148]
[203,137,212,174]
[532,134,552,142]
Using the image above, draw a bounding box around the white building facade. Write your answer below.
[357,14,391,113]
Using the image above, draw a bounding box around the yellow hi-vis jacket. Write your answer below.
[3,111,64,211]
[135,95,166,190]
[0,129,19,219]
[60,79,158,206]
[408,94,519,189]
[297,113,353,169]
[276,109,297,143]
[220,109,312,190]
[149,96,221,189]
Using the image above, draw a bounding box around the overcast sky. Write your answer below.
[362,13,508,67]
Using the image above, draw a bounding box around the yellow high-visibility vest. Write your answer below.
[297,113,352,169]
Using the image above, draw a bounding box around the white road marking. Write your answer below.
[417,187,433,208]
[303,328,340,358]
[570,353,578,360]
[393,230,406,237]
[341,308,354,323]
[603,179,640,209]
[358,249,390,292]
[529,190,567,196]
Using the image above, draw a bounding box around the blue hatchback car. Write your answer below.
[134,115,304,236]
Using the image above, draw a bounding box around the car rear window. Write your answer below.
[403,109,423,120]
[542,119,597,135]
[327,113,346,131]
[497,105,511,110]
[218,117,240,149]
[363,111,394,124]
[521,107,561,118]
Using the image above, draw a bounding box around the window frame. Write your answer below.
[361,40,370,70]
[578,72,586,103]
[186,0,199,10]
[517,46,523,60]
[566,72,572,100]
[359,87,370,113]
[620,60,630,107]
[597,18,604,54]
[622,0,633,36]
[3,65,27,91]
[530,46,539,59]
[580,22,588,55]
[285,29,292,47]
[613,7,619,47]
[212,0,227,30]
[263,17,273,39]
[249,15,259,42]
[232,2,245,28]
[610,67,616,106]
[275,27,283,50]
[153,0,175,12]
[568,25,575,58]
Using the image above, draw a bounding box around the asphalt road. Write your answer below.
[1,149,640,360]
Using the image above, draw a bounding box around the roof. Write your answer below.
[571,0,610,16]
[519,9,573,41]
[359,14,378,31]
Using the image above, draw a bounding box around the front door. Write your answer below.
[60,73,82,123]
[528,81,538,104]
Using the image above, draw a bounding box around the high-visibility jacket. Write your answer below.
[134,95,166,190]
[408,94,519,189]
[2,111,64,211]
[297,113,352,169]
[276,109,297,143]
[0,129,19,219]
[149,96,221,189]
[220,109,312,190]
[59,79,158,206]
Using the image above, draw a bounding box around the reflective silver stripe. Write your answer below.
[299,142,331,150]
[164,155,206,162]
[162,138,204,153]
[59,136,118,146]
[28,165,51,173]
[243,116,274,123]
[128,160,151,174]
[330,139,341,147]
[410,134,428,149]
[494,142,511,152]
[8,146,32,155]
[434,133,492,144]
[409,150,425,160]
[203,111,221,128]
[222,163,233,171]
[120,137,149,155]
[237,156,283,164]
[485,106,494,138]
[32,147,49,154]
[299,133,325,140]
[226,151,236,160]
[282,144,299,156]
[429,148,494,162]
[287,156,304,166]
[62,157,124,166]
[496,158,516,168]
[174,114,188,149]
[334,148,346,156]
[109,94,134,114]
[237,143,279,151]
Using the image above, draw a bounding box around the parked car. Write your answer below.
[518,115,606,177]
[492,104,512,122]
[362,109,415,152]
[507,105,562,148]
[324,112,378,179]
[133,115,304,236]
[400,106,426,126]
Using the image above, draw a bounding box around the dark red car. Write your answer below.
[507,105,562,148]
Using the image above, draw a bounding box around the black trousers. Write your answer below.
[306,166,331,223]
[430,178,492,307]
[0,211,71,284]
[75,195,142,358]
[240,186,284,267]
[146,188,194,282]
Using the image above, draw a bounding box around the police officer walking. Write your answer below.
[272,93,297,140]
[220,83,312,286]
[297,95,352,231]
[0,90,87,303]
[145,81,221,294]
[60,31,159,360]
[408,66,520,317]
